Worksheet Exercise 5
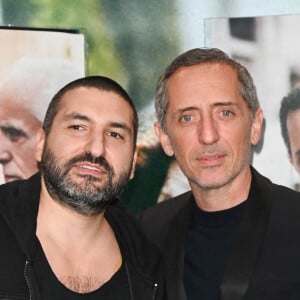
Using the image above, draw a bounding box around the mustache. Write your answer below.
[65,152,113,174]
[196,144,229,156]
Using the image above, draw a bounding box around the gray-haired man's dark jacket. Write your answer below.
[139,168,300,300]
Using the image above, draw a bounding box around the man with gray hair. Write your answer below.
[140,48,300,300]
[0,57,82,183]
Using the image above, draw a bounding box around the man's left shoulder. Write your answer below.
[264,182,300,233]
[271,182,300,206]
[252,167,300,207]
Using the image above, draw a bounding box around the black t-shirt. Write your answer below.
[33,238,131,300]
[183,200,246,300]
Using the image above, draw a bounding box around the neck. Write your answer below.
[36,178,122,293]
[36,177,108,249]
[191,167,252,212]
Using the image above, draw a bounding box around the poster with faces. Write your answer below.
[0,27,85,184]
[207,14,300,191]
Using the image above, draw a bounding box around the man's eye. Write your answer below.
[70,125,84,130]
[108,132,122,139]
[180,115,192,123]
[220,110,233,117]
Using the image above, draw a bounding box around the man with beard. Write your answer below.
[139,48,300,300]
[0,76,164,299]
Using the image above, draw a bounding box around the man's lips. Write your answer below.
[196,152,225,165]
[73,162,108,175]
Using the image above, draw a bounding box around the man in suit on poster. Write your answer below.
[139,47,300,300]
[280,87,300,178]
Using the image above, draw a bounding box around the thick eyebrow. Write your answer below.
[0,124,27,139]
[109,121,131,133]
[64,112,131,133]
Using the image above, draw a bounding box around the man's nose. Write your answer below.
[84,132,105,159]
[0,134,12,163]
[198,115,220,145]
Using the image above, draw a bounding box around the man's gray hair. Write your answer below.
[155,48,260,131]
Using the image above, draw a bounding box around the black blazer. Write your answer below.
[139,168,300,300]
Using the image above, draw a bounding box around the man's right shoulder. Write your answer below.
[138,191,192,247]
[0,179,23,202]
[0,173,41,212]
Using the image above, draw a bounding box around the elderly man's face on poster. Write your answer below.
[287,108,300,174]
[0,28,85,184]
[0,98,41,182]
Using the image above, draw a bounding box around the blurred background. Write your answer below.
[1,0,300,213]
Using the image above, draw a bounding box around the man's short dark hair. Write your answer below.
[279,87,300,157]
[43,75,138,145]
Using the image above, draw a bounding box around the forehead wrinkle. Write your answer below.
[212,101,242,111]
[174,101,239,114]
[62,112,132,134]
[175,106,198,113]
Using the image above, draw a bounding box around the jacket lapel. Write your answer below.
[220,168,273,300]
[163,193,193,300]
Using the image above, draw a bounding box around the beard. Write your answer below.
[39,144,130,216]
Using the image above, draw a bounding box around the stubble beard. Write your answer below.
[178,142,252,191]
[188,156,250,191]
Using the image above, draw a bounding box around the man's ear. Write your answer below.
[129,149,137,180]
[251,108,264,145]
[35,128,46,162]
[154,121,174,156]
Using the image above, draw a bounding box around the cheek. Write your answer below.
[169,135,193,161]
[231,124,252,144]
[230,132,252,162]
[168,129,191,147]
[290,139,300,158]
[109,146,133,164]
[291,150,300,169]
[294,160,300,172]
[13,145,39,175]
[18,138,36,158]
